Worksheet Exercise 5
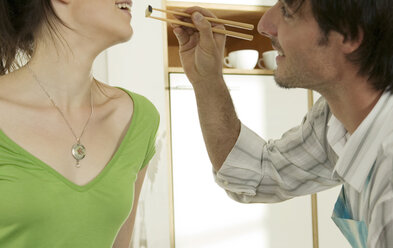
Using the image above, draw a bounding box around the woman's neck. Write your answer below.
[25,38,98,108]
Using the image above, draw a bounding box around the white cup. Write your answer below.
[223,49,259,70]
[258,50,278,70]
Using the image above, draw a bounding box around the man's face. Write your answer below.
[257,0,344,91]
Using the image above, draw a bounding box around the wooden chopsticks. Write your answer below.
[146,5,254,41]
[153,7,254,30]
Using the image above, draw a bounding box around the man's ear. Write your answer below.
[341,28,364,54]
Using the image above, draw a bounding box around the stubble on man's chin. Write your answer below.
[274,74,299,89]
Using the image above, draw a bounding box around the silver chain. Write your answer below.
[26,64,94,144]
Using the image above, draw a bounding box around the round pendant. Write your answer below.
[72,143,86,161]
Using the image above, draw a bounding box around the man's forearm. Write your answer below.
[192,77,241,171]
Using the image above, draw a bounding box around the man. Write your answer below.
[172,0,393,247]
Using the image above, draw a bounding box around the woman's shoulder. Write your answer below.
[125,89,160,125]
[116,87,155,107]
[0,72,32,109]
[99,83,159,123]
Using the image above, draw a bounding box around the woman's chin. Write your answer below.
[112,28,134,44]
[120,30,133,43]
[121,26,133,39]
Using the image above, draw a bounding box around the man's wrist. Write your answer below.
[191,74,225,91]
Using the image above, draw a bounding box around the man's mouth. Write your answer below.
[273,46,285,57]
[272,39,285,56]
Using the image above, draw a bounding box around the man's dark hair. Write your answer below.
[285,0,393,93]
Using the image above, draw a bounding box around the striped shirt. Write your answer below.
[214,92,393,247]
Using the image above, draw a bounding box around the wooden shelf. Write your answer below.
[166,1,270,13]
[166,1,273,72]
[168,67,273,75]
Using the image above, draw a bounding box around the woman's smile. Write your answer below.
[115,1,132,18]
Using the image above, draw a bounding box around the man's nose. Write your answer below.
[257,4,278,39]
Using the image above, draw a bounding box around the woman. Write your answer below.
[0,0,159,247]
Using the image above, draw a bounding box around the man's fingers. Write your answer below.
[185,6,217,19]
[173,27,190,47]
[172,7,225,56]
[191,12,217,53]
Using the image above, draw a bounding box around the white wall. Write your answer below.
[93,0,172,247]
[93,51,108,83]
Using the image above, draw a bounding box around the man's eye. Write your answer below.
[280,5,292,18]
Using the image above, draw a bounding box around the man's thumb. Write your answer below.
[192,12,215,51]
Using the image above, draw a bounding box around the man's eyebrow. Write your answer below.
[278,0,299,16]
[278,0,289,8]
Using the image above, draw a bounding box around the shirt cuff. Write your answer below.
[214,123,266,198]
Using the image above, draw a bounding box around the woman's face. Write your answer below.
[53,0,133,48]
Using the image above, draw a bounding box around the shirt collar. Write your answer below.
[327,115,350,158]
[329,91,393,192]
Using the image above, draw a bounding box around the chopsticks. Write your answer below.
[145,5,254,41]
[152,7,254,30]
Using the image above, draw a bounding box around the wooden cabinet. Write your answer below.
[164,1,274,75]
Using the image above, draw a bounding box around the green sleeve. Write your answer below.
[140,106,160,170]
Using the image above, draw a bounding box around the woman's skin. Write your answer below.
[0,0,145,246]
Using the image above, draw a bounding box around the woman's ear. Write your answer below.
[50,0,71,25]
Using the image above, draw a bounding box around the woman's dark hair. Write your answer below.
[0,0,64,75]
[285,0,393,93]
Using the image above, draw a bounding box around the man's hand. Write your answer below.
[172,6,226,85]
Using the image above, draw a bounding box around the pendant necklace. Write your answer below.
[27,64,94,168]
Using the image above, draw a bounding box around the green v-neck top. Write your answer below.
[0,89,160,247]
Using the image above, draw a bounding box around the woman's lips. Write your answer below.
[121,8,132,17]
